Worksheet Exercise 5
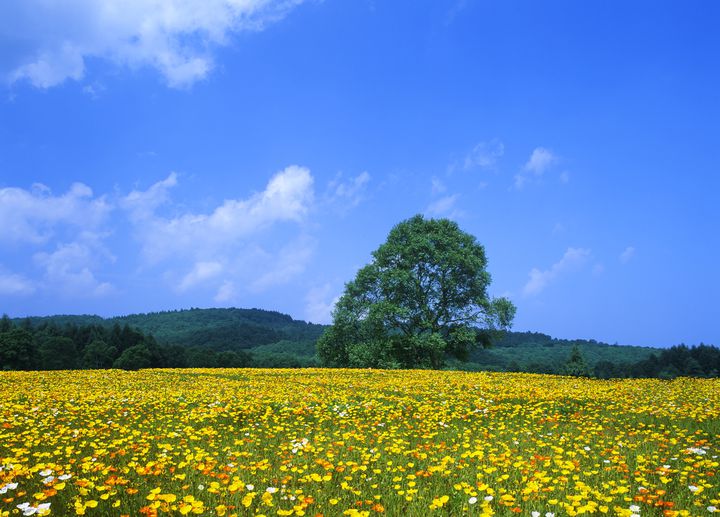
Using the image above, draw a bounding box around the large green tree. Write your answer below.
[318,215,515,368]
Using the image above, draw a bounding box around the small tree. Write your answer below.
[318,215,515,368]
[113,345,152,370]
[563,345,590,377]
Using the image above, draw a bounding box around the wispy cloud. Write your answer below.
[325,171,371,212]
[620,246,636,264]
[178,261,224,292]
[523,247,591,296]
[431,177,447,195]
[460,139,504,172]
[514,147,557,188]
[2,0,309,88]
[0,270,35,295]
[304,283,339,324]
[425,194,461,219]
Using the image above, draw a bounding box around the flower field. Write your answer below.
[1,369,718,516]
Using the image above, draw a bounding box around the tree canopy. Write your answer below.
[317,215,516,368]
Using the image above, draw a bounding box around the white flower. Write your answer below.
[17,502,39,516]
[266,487,278,493]
[631,514,640,517]
[630,505,641,512]
[246,484,254,491]
[532,512,540,517]
[583,446,591,451]
[58,474,72,481]
[38,469,52,477]
[41,476,54,484]
[468,497,478,505]
[197,484,204,490]
[484,495,493,501]
[546,513,555,517]
[707,506,717,513]
[689,485,699,492]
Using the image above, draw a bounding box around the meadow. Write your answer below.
[0,369,718,516]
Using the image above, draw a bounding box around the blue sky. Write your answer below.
[1,0,718,347]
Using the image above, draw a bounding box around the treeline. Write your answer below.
[0,316,315,371]
[2,314,718,378]
[468,343,720,379]
[18,308,326,351]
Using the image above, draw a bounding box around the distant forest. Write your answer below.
[2,308,718,378]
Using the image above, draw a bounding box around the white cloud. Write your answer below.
[214,280,237,303]
[124,165,314,263]
[462,139,504,171]
[0,183,111,244]
[178,261,223,292]
[123,172,178,222]
[425,194,460,218]
[0,270,35,295]
[2,0,308,88]
[514,147,557,188]
[620,246,636,264]
[250,236,315,291]
[431,177,447,195]
[304,283,339,324]
[523,247,591,296]
[325,171,371,211]
[34,241,114,296]
[123,166,315,296]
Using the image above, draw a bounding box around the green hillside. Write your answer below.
[14,308,662,373]
[18,308,325,351]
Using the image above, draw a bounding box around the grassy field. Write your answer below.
[0,369,718,516]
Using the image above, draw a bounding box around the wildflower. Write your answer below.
[469,497,478,505]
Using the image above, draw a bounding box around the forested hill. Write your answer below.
[9,308,718,377]
[15,308,325,350]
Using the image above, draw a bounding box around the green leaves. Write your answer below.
[318,215,516,369]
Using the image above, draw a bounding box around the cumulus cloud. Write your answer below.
[1,0,308,88]
[514,147,557,188]
[34,241,114,296]
[523,247,591,296]
[304,283,339,324]
[124,165,314,263]
[0,183,111,244]
[0,270,35,295]
[123,166,315,296]
[620,246,636,264]
[325,171,371,211]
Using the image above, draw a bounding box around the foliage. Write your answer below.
[318,215,515,368]
[562,345,590,377]
[3,310,719,378]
